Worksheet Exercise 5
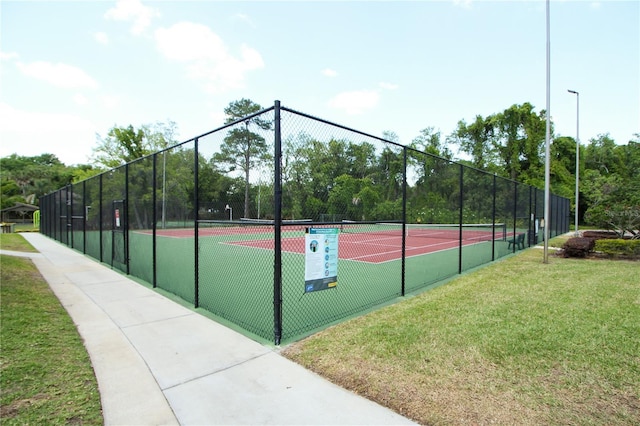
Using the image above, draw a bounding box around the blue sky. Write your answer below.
[1,0,638,166]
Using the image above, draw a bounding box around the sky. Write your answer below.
[1,0,638,166]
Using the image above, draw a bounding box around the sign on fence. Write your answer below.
[304,227,339,293]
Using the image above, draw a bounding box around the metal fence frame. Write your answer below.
[40,100,570,344]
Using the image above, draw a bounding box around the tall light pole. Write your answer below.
[568,89,580,236]
[543,0,551,263]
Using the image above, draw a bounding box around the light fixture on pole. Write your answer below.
[567,89,580,236]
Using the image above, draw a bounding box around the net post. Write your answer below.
[273,100,283,346]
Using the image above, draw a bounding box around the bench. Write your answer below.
[508,233,525,250]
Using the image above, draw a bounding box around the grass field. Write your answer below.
[283,245,640,425]
[0,234,103,425]
[0,233,38,252]
[9,229,635,424]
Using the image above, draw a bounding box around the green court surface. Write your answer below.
[77,227,520,343]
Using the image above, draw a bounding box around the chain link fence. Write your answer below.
[40,101,570,344]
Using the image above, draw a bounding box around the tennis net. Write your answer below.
[340,221,506,241]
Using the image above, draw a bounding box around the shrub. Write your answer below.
[562,237,596,258]
[595,239,640,258]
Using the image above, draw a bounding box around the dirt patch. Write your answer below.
[0,393,50,418]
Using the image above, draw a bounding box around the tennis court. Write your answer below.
[40,103,571,344]
[123,221,512,342]
[200,222,507,264]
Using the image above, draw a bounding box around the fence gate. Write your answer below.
[111,199,128,271]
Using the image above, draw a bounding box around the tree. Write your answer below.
[374,142,404,202]
[582,135,640,237]
[583,133,622,176]
[346,141,377,179]
[71,164,104,184]
[91,121,177,168]
[583,171,640,238]
[451,115,497,170]
[492,103,546,184]
[411,127,452,160]
[1,179,22,210]
[452,104,547,184]
[0,153,75,207]
[213,99,272,219]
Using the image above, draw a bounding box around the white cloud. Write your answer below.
[0,51,19,61]
[0,103,96,165]
[156,22,225,62]
[104,0,159,35]
[209,111,227,127]
[101,95,120,109]
[322,68,338,77]
[328,90,380,115]
[16,61,98,89]
[452,0,473,9]
[155,22,264,94]
[94,32,109,45]
[378,81,398,90]
[73,93,89,105]
[233,13,255,28]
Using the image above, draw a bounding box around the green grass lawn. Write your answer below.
[283,244,640,425]
[0,233,38,252]
[0,234,103,425]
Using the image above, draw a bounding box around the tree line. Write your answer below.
[1,99,638,233]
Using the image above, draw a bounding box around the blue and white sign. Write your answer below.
[304,228,339,293]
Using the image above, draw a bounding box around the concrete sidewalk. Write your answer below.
[11,233,416,425]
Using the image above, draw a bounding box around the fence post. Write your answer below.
[194,138,200,308]
[528,185,533,247]
[69,184,74,248]
[152,153,157,288]
[273,100,283,345]
[83,180,87,254]
[512,182,518,253]
[401,147,407,296]
[492,173,497,261]
[125,164,130,275]
[458,164,463,274]
[99,174,103,263]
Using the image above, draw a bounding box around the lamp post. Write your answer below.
[543,0,551,263]
[568,89,580,236]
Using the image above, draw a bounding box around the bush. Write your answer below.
[562,237,596,258]
[595,239,640,258]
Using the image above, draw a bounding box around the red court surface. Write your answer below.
[225,233,491,264]
[139,226,500,264]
